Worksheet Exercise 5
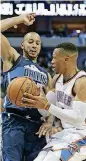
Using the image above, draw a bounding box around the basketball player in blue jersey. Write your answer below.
[1,13,55,161]
[22,43,86,161]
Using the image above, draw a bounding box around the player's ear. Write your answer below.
[65,56,69,62]
[21,42,24,49]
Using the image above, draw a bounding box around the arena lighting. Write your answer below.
[0,2,86,16]
[76,29,81,33]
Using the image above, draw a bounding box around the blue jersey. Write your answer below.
[2,56,48,121]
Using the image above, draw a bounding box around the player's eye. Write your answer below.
[28,40,33,44]
[36,42,40,45]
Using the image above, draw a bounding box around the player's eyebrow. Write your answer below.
[28,39,40,42]
[28,39,34,41]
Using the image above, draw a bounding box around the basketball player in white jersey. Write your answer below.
[0,98,3,160]
[0,110,1,160]
[0,114,1,161]
[22,42,86,161]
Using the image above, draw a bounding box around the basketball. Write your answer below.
[7,77,40,107]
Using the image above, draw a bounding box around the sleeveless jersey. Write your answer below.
[2,56,48,121]
[55,71,86,128]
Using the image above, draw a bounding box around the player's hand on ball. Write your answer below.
[19,13,36,26]
[22,93,50,110]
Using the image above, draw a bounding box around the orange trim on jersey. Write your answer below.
[60,143,86,161]
[54,136,86,161]
[53,136,86,152]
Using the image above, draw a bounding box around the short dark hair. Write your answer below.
[56,42,78,56]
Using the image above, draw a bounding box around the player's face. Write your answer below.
[22,33,41,60]
[51,48,66,74]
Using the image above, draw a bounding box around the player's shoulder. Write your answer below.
[76,70,86,78]
[75,75,86,87]
[74,71,86,97]
[74,70,86,84]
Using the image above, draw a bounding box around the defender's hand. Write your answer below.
[36,123,62,138]
[36,122,53,138]
[19,13,36,26]
[22,93,50,110]
[47,126,63,136]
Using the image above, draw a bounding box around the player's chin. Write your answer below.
[52,67,56,72]
[29,54,37,59]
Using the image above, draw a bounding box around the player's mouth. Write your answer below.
[52,64,55,69]
[30,50,37,53]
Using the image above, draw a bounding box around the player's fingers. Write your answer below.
[35,127,42,135]
[23,93,37,100]
[27,14,36,21]
[36,122,50,136]
[58,127,63,132]
[24,103,36,108]
[28,19,35,25]
[46,129,51,137]
[42,126,51,135]
[48,131,52,136]
[29,16,35,21]
[32,18,35,22]
[38,126,47,138]
[28,13,36,17]
[35,131,39,135]
[51,128,59,135]
[22,97,35,105]
[36,124,44,135]
[38,125,44,133]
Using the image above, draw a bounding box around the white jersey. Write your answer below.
[0,114,2,159]
[34,71,86,161]
[55,71,86,129]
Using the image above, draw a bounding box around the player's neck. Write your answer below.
[32,58,37,63]
[23,53,37,63]
[63,67,78,82]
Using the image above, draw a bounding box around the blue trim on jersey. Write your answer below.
[61,137,86,161]
[3,56,22,74]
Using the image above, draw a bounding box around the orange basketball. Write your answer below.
[7,77,40,107]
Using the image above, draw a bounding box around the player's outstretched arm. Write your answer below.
[1,13,36,32]
[1,13,36,68]
[1,34,19,67]
[0,98,4,113]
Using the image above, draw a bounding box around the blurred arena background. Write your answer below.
[1,0,86,76]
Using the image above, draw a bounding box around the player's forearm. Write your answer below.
[47,73,52,91]
[46,114,55,124]
[0,98,4,113]
[48,101,86,125]
[1,15,23,32]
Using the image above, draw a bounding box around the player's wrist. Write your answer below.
[46,115,54,125]
[44,103,50,110]
[18,15,24,24]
